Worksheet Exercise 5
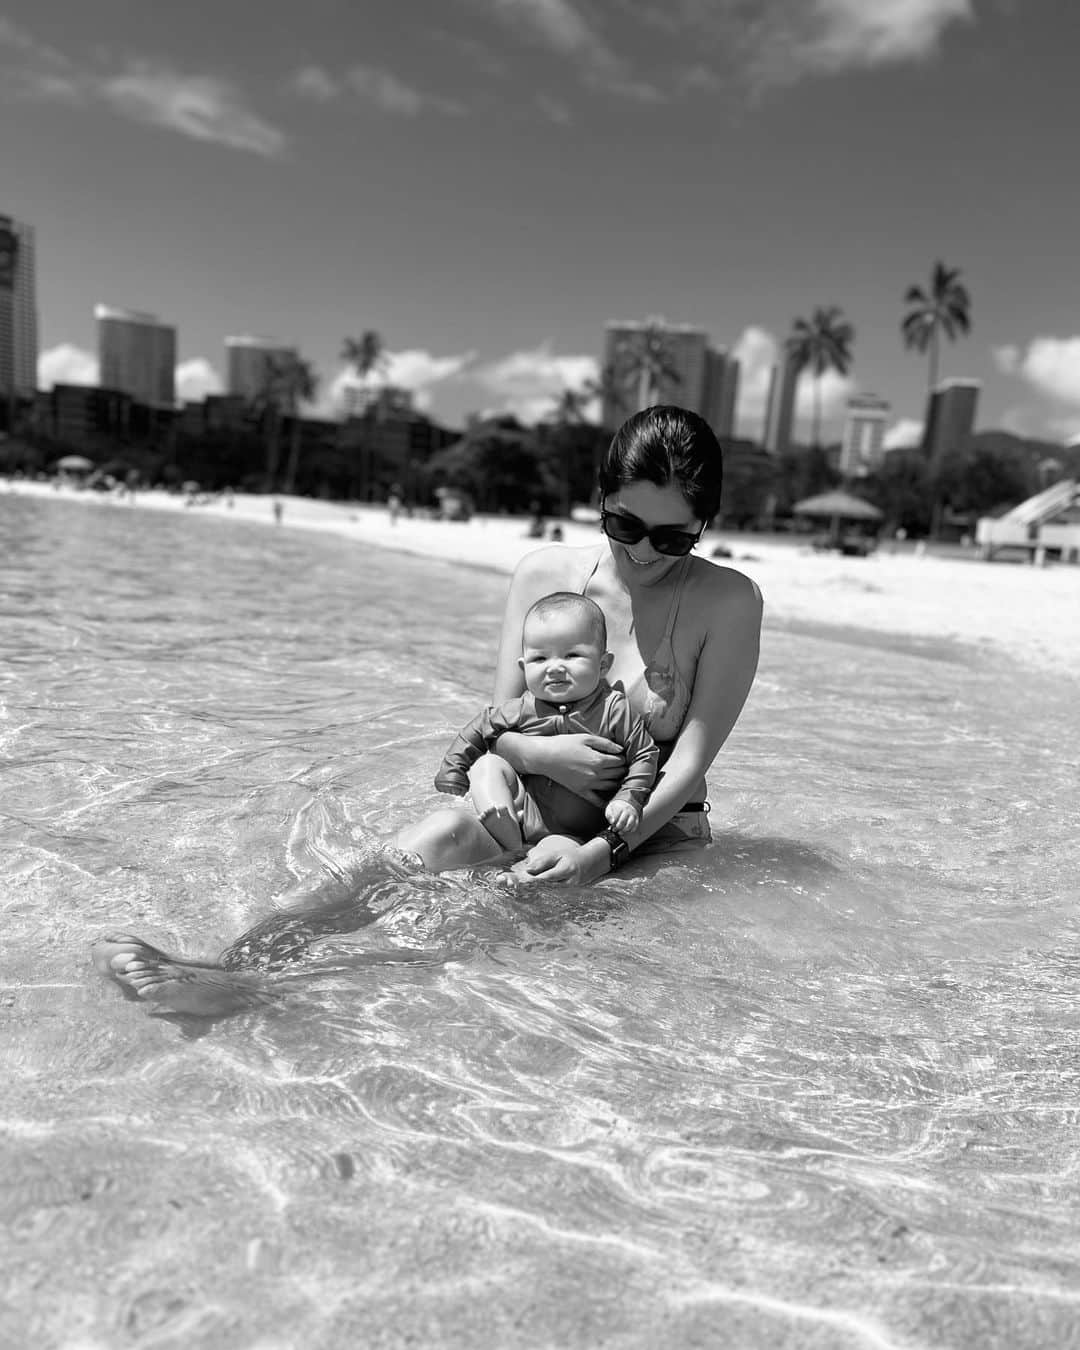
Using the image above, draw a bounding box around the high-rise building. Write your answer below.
[601,318,738,436]
[922,378,980,469]
[225,335,298,404]
[0,213,39,402]
[96,305,176,406]
[703,347,740,438]
[762,354,799,456]
[839,394,891,477]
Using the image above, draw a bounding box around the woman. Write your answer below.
[398,404,762,880]
[94,407,762,1016]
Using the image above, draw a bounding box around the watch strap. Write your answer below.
[597,827,630,870]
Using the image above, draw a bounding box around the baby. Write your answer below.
[434,592,659,853]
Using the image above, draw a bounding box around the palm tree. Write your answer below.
[614,322,682,412]
[278,356,319,495]
[341,331,386,415]
[901,262,971,393]
[785,306,855,450]
[590,363,631,430]
[251,354,318,493]
[249,357,285,492]
[548,383,594,427]
[544,382,599,519]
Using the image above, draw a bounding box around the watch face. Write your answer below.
[604,830,628,866]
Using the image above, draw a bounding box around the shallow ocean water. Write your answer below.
[1,492,1078,1349]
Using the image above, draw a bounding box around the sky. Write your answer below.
[3,0,1080,447]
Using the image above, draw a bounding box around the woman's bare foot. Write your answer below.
[92,933,281,1017]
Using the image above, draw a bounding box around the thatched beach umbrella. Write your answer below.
[793,489,883,537]
[56,454,95,473]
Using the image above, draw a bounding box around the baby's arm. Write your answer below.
[434,701,523,796]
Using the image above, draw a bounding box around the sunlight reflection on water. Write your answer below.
[2,492,1078,1348]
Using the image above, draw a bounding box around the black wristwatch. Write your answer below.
[597,828,630,870]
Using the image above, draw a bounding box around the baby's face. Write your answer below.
[519,611,608,704]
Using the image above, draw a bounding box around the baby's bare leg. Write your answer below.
[468,753,526,851]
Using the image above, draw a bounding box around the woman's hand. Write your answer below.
[496,732,625,807]
[505,834,612,887]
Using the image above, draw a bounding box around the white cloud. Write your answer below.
[38,343,99,389]
[0,15,67,65]
[327,347,476,416]
[100,66,286,156]
[536,92,572,124]
[176,358,224,403]
[792,366,856,432]
[789,0,974,75]
[494,0,598,54]
[39,346,228,403]
[474,344,600,424]
[0,18,285,156]
[291,65,340,101]
[731,325,779,433]
[993,343,1021,375]
[487,0,660,100]
[345,65,463,116]
[600,0,974,93]
[1004,336,1080,407]
[883,417,924,450]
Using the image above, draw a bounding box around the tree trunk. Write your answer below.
[928,327,940,393]
[282,413,301,495]
[813,375,822,450]
[637,366,651,413]
[264,411,281,493]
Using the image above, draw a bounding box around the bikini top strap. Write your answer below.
[581,548,603,595]
[583,549,688,638]
[660,555,691,640]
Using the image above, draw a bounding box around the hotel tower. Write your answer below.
[0,213,39,405]
[95,305,177,406]
[601,318,741,437]
[225,335,298,403]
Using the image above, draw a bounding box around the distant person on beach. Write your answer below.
[387,483,403,524]
[420,592,658,866]
[93,405,763,1015]
[273,499,283,524]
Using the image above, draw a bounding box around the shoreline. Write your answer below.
[5,478,1079,679]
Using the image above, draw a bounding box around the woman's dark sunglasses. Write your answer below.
[600,510,704,557]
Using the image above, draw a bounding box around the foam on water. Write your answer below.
[1,493,1078,1348]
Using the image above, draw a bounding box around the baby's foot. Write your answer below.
[478,805,524,854]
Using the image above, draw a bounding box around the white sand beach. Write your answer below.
[6,478,1079,678]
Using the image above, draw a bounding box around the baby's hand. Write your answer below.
[604,800,640,834]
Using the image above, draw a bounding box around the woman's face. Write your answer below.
[602,479,704,587]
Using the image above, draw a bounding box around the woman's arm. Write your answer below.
[629,572,762,848]
[515,569,763,885]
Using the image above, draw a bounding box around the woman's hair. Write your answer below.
[598,405,724,523]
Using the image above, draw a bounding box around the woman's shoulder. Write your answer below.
[687,555,763,621]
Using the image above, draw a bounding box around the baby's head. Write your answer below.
[519,592,612,704]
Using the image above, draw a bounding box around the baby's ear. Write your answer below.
[601,651,614,674]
